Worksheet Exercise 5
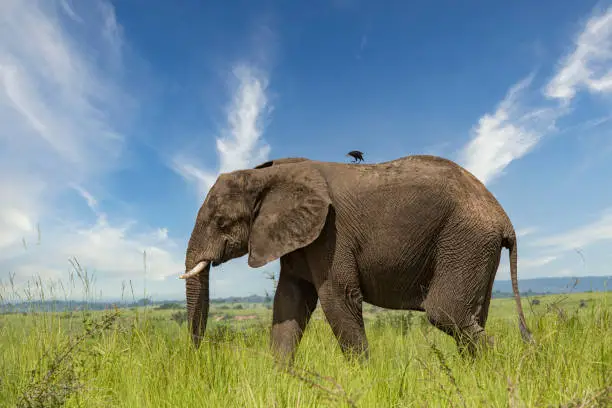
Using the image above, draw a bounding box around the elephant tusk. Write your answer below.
[179,261,209,279]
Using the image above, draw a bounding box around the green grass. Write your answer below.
[1,290,610,407]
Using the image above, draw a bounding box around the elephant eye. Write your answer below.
[214,216,230,229]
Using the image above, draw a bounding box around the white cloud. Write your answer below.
[572,115,612,132]
[459,6,612,185]
[32,220,176,282]
[70,184,99,214]
[0,0,125,219]
[59,0,82,24]
[0,0,183,299]
[172,63,273,198]
[496,210,612,280]
[170,160,218,200]
[520,255,558,268]
[495,254,559,280]
[517,226,539,238]
[2,189,185,301]
[553,269,576,277]
[0,176,44,252]
[545,6,612,101]
[531,208,612,253]
[0,1,126,174]
[459,74,562,184]
[218,65,272,172]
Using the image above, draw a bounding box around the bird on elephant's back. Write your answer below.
[180,154,534,364]
[346,150,364,163]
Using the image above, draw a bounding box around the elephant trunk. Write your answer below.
[185,261,210,347]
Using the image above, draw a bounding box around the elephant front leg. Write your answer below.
[318,279,369,362]
[271,272,318,365]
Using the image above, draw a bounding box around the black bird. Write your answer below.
[346,150,364,163]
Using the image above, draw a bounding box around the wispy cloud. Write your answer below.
[459,6,612,185]
[70,184,99,215]
[59,0,82,23]
[498,208,612,280]
[520,255,558,268]
[170,161,218,202]
[10,190,179,277]
[545,7,612,101]
[0,0,183,298]
[0,0,123,254]
[531,208,612,253]
[517,226,540,238]
[496,252,559,278]
[569,115,612,133]
[2,186,185,300]
[0,1,127,175]
[172,63,273,198]
[356,34,368,60]
[459,74,562,184]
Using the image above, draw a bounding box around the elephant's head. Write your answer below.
[180,160,330,346]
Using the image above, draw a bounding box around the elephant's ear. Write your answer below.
[247,166,331,268]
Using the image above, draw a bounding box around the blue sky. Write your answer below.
[1,0,612,301]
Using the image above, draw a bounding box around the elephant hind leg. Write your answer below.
[424,304,487,358]
[423,238,502,357]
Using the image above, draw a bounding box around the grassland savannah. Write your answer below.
[0,267,610,407]
[4,2,612,408]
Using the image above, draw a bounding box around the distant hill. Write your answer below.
[1,276,609,313]
[493,275,610,296]
[211,294,269,304]
[0,296,269,314]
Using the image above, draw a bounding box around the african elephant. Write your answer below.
[180,155,533,362]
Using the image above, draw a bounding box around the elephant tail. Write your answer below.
[503,233,534,344]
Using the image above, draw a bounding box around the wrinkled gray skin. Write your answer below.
[184,155,533,363]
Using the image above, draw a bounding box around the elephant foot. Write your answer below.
[270,336,299,368]
[341,343,370,364]
[272,353,295,372]
[455,327,496,359]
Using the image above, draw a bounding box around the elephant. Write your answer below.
[180,154,533,363]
